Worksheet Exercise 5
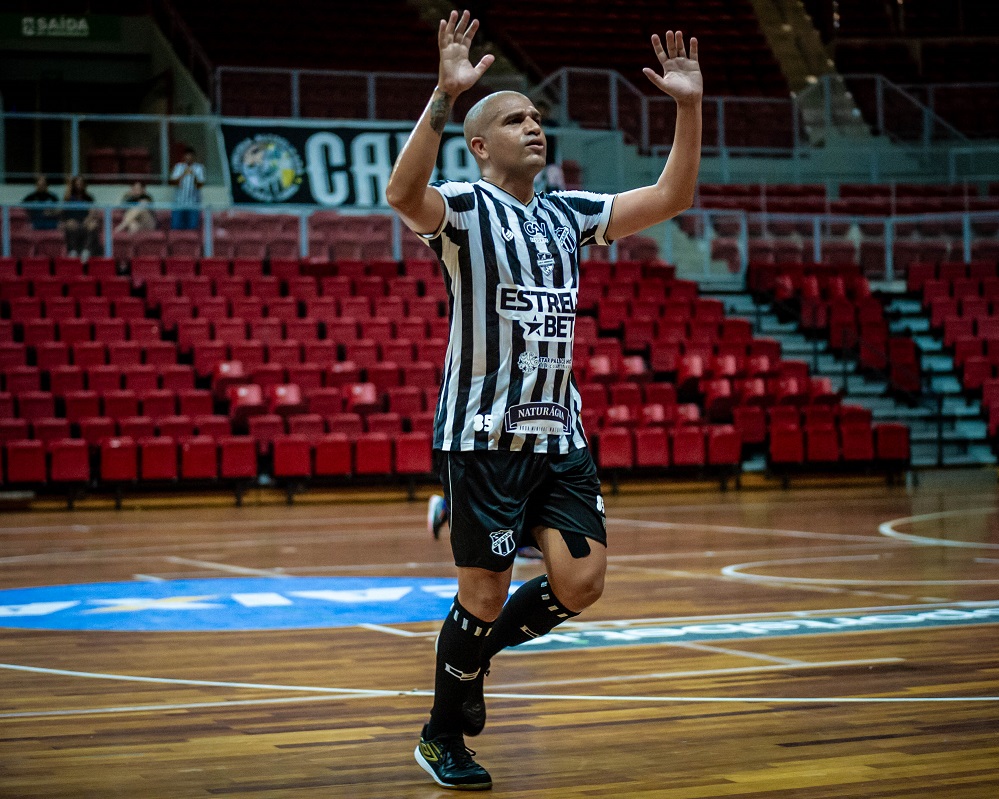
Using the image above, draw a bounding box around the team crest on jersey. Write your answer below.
[490,529,517,557]
[554,226,576,253]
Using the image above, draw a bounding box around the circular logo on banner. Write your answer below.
[0,577,466,632]
[230,134,305,202]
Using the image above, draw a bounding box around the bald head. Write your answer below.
[463,91,533,150]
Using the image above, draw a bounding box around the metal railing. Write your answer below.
[664,208,999,284]
[5,202,997,290]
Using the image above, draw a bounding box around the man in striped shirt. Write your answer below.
[169,146,205,230]
[387,10,702,790]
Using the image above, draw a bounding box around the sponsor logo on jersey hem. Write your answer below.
[517,352,572,374]
[504,402,571,435]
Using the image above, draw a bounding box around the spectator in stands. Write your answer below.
[22,175,60,230]
[61,175,101,260]
[169,146,205,230]
[114,181,156,235]
[387,10,702,791]
[531,98,566,192]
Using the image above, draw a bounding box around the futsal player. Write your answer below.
[386,10,703,790]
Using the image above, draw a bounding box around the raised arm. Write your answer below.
[605,31,703,241]
[385,9,494,234]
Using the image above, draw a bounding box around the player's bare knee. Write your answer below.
[457,568,511,622]
[548,565,604,612]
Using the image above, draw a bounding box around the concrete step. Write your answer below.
[887,299,924,315]
[893,318,931,334]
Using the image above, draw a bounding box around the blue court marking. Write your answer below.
[0,577,474,632]
[518,606,999,653]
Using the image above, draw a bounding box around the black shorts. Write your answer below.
[435,447,607,572]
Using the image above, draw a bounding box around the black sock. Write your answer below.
[481,575,578,665]
[427,597,493,738]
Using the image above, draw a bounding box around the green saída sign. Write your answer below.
[0,13,121,42]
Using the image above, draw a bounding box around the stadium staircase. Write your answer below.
[701,286,993,468]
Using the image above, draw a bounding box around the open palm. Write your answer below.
[438,10,494,96]
[643,31,702,105]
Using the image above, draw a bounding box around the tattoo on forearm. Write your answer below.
[429,91,452,135]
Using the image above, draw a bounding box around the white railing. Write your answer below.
[5,202,997,287]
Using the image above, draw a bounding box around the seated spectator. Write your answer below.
[114,181,156,234]
[61,175,101,260]
[22,175,60,230]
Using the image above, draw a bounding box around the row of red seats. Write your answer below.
[1,388,210,424]
[1,363,192,394]
[594,424,741,471]
[0,431,435,488]
[139,273,444,304]
[769,421,910,467]
[907,260,999,293]
[0,414,230,445]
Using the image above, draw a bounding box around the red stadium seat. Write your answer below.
[272,435,312,479]
[671,426,706,467]
[6,439,47,483]
[634,427,669,468]
[769,423,804,465]
[394,432,432,475]
[138,436,178,481]
[707,425,741,466]
[179,435,218,480]
[314,434,352,476]
[100,437,138,483]
[49,438,90,484]
[354,432,392,475]
[219,436,258,480]
[596,427,634,469]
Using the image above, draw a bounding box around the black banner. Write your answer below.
[221,121,480,207]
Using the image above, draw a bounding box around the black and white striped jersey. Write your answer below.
[423,179,615,453]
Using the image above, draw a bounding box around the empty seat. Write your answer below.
[272,435,312,479]
[218,435,259,480]
[354,433,392,475]
[6,439,46,483]
[100,437,138,483]
[179,435,218,480]
[49,438,90,484]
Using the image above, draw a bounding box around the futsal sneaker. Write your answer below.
[461,666,489,737]
[428,494,448,539]
[415,724,492,790]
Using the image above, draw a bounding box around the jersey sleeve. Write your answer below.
[420,180,478,241]
[549,190,616,246]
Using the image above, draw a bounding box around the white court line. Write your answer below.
[879,508,999,550]
[0,662,405,696]
[0,694,383,720]
[721,554,999,586]
[356,623,431,638]
[132,574,166,583]
[163,556,289,578]
[3,658,995,721]
[663,641,807,665]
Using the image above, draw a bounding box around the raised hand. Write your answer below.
[438,10,495,97]
[643,31,702,106]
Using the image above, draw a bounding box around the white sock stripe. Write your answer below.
[541,593,550,600]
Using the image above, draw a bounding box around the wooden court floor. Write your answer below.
[1,475,997,798]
